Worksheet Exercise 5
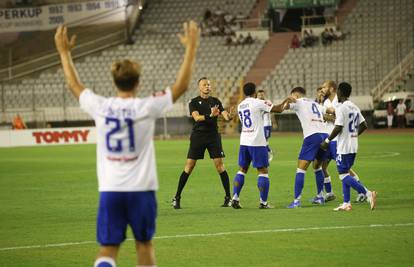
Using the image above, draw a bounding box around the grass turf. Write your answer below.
[0,132,413,266]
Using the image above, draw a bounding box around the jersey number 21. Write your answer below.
[105,117,136,152]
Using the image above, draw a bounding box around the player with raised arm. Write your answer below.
[321,80,368,202]
[171,77,235,209]
[55,21,200,267]
[257,89,277,161]
[285,87,329,208]
[231,83,293,209]
[320,82,377,211]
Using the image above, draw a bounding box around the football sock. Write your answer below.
[342,180,351,203]
[94,257,116,267]
[257,174,270,203]
[294,168,306,200]
[352,173,369,191]
[314,168,324,196]
[219,171,231,197]
[175,171,190,198]
[340,174,367,195]
[233,171,245,200]
[324,176,332,193]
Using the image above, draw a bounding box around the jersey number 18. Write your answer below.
[238,109,252,128]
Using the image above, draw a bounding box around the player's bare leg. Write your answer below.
[231,166,249,209]
[213,157,231,207]
[172,159,197,209]
[135,240,156,266]
[95,246,119,267]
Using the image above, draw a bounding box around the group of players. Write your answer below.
[172,77,377,213]
[55,21,376,267]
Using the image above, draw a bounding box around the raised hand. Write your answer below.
[177,20,200,50]
[55,25,77,54]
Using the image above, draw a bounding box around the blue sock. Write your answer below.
[294,169,305,199]
[233,172,245,199]
[342,180,351,203]
[257,175,270,203]
[324,176,332,193]
[342,174,367,194]
[314,168,324,196]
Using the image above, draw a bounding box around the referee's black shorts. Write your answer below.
[187,131,225,160]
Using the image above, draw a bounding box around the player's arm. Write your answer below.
[271,96,296,113]
[54,25,85,100]
[358,121,368,135]
[171,21,200,103]
[320,125,343,150]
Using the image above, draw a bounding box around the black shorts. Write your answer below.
[187,131,225,160]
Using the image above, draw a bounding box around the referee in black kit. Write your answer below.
[172,77,235,209]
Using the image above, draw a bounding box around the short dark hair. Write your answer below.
[243,82,256,96]
[257,89,265,93]
[291,87,306,95]
[198,77,208,84]
[338,82,352,97]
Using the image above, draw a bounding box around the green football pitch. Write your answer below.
[1,132,414,267]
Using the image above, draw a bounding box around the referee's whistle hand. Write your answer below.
[211,105,220,116]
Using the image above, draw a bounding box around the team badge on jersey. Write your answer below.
[152,90,166,97]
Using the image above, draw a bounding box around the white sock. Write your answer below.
[94,257,116,267]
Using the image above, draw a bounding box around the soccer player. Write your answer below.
[231,82,293,209]
[172,77,235,209]
[285,87,329,208]
[256,89,277,161]
[321,80,366,202]
[320,82,377,211]
[55,21,200,267]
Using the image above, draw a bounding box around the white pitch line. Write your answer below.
[1,222,413,252]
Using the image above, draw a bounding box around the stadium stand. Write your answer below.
[258,0,414,99]
[1,0,262,122]
[1,0,413,125]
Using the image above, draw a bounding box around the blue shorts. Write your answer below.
[238,145,269,169]
[336,153,356,174]
[327,141,337,161]
[264,126,272,140]
[97,191,157,246]
[298,133,329,161]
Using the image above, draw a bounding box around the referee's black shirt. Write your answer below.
[189,96,224,133]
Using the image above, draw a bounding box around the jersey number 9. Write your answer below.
[105,117,136,152]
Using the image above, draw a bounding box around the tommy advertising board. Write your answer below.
[0,127,97,147]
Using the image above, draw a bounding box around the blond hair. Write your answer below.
[111,59,141,91]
